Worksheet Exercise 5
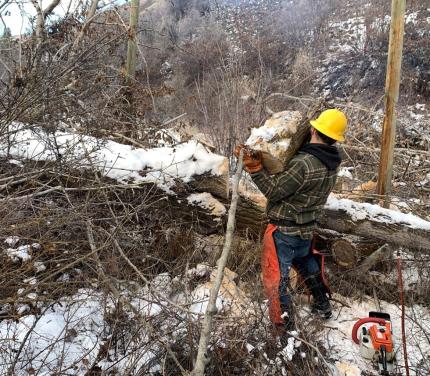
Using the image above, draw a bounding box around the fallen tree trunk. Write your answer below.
[198,188,430,251]
[183,179,430,251]
[319,196,430,251]
[7,122,428,251]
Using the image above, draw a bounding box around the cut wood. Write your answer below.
[189,166,230,200]
[318,232,384,268]
[245,111,310,174]
[357,244,391,274]
[331,239,359,268]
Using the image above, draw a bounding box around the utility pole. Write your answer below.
[125,0,140,85]
[377,0,406,207]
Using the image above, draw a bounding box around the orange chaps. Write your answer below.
[261,224,329,324]
[262,224,283,324]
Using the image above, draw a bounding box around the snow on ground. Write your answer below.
[3,238,41,263]
[5,245,32,262]
[338,167,354,180]
[0,290,105,375]
[382,251,430,291]
[0,286,175,375]
[4,236,20,247]
[0,269,255,375]
[328,17,366,54]
[1,123,227,192]
[2,284,429,375]
[402,104,430,148]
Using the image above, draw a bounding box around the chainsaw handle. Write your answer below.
[352,317,387,344]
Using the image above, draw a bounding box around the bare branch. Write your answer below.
[193,153,243,375]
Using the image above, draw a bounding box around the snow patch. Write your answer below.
[8,159,24,166]
[338,167,354,179]
[6,245,32,262]
[189,284,224,315]
[186,263,211,279]
[187,193,226,217]
[406,11,419,24]
[281,336,296,361]
[4,236,20,247]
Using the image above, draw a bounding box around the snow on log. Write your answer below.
[319,196,430,251]
[245,111,310,174]
[2,123,229,195]
[325,196,430,230]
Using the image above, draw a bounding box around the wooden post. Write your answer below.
[125,0,140,85]
[377,0,406,207]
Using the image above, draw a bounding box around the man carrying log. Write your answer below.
[235,109,347,333]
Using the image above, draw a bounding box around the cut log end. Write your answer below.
[331,239,359,268]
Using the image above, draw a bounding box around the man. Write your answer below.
[235,109,347,332]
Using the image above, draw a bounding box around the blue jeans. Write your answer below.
[273,230,320,305]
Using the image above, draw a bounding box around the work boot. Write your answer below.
[305,274,332,319]
[271,303,295,347]
[280,302,295,332]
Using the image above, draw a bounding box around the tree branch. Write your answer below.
[192,153,243,376]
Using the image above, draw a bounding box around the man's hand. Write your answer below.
[234,144,263,173]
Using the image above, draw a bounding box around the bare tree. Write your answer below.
[71,0,100,52]
[125,0,140,85]
[30,0,61,43]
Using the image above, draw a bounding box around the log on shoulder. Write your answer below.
[245,111,310,174]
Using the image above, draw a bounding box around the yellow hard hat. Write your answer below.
[310,109,347,142]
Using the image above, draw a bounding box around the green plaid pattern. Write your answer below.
[251,152,338,239]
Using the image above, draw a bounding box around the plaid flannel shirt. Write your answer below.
[250,151,338,239]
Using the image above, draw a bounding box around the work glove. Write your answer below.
[234,144,263,174]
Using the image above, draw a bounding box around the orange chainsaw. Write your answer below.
[352,312,396,375]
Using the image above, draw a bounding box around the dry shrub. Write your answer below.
[291,49,315,96]
[175,20,230,86]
